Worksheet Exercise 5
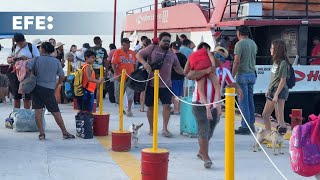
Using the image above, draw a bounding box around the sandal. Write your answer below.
[197,154,203,161]
[63,133,75,139]
[38,134,46,141]
[162,131,173,138]
[140,109,145,112]
[204,160,213,168]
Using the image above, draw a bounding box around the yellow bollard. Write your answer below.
[99,66,104,115]
[141,70,169,179]
[225,88,235,180]
[111,69,131,152]
[119,69,126,132]
[152,70,160,152]
[67,60,71,76]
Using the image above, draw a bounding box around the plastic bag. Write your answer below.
[12,108,45,132]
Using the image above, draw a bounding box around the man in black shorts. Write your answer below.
[137,32,185,137]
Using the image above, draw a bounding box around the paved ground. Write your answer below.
[0,98,316,180]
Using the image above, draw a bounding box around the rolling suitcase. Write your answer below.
[180,97,198,137]
[180,79,198,138]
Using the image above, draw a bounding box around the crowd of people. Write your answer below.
[3,25,295,169]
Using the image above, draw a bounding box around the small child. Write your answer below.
[77,50,104,113]
[189,42,220,120]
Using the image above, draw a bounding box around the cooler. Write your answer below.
[180,79,198,138]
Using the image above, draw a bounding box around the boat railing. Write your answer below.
[223,0,320,21]
[126,0,214,19]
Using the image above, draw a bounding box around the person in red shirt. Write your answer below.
[311,36,320,65]
[184,47,242,169]
[189,43,220,120]
[111,38,137,117]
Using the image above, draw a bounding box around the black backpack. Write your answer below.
[287,64,295,89]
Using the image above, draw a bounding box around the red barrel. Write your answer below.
[290,109,303,130]
[112,131,131,152]
[93,114,110,136]
[141,149,169,180]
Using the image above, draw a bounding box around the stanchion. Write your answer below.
[112,69,131,151]
[225,88,235,180]
[67,60,71,76]
[141,70,169,180]
[93,66,110,136]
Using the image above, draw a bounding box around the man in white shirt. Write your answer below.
[7,33,40,109]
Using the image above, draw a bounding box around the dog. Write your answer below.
[253,125,287,155]
[128,123,143,148]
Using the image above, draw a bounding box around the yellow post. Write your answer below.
[67,60,71,76]
[119,69,126,132]
[225,87,235,180]
[99,66,104,115]
[152,70,159,152]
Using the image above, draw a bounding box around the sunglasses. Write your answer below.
[162,39,171,43]
[215,53,226,62]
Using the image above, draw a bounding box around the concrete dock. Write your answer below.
[0,99,315,180]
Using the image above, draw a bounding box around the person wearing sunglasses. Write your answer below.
[188,42,221,120]
[184,46,242,169]
[137,32,185,138]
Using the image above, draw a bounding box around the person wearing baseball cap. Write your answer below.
[111,37,137,117]
[170,41,187,115]
[233,25,258,135]
[6,33,40,109]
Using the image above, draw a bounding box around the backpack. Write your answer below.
[290,114,320,177]
[287,64,296,89]
[65,64,91,98]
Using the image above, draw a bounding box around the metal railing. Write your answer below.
[126,0,214,19]
[223,0,320,21]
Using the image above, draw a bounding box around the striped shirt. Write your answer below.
[192,67,235,107]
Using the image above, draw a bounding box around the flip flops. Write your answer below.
[63,133,75,140]
[38,134,45,141]
[197,154,213,168]
[162,131,173,138]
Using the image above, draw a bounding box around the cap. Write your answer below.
[121,38,131,44]
[32,39,42,47]
[237,25,249,34]
[55,42,65,49]
[214,46,229,58]
[152,37,159,44]
[170,41,181,50]
[213,31,221,38]
[13,33,25,43]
